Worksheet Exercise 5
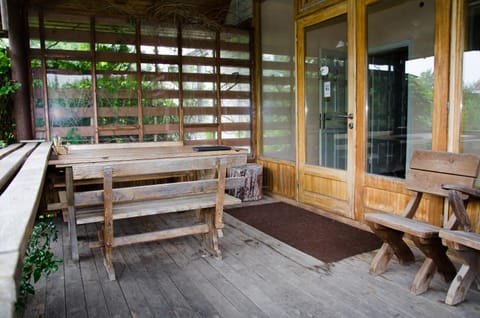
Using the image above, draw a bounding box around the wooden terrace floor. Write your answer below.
[24,202,480,318]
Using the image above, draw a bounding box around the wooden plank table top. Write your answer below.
[48,145,248,167]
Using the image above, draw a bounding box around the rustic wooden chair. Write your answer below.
[365,150,480,295]
[439,183,480,305]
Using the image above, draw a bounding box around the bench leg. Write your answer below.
[68,206,79,261]
[102,166,116,280]
[98,228,116,281]
[65,167,79,261]
[409,236,456,295]
[410,258,436,295]
[202,208,222,259]
[369,243,395,275]
[368,224,415,275]
[103,245,116,281]
[445,249,479,305]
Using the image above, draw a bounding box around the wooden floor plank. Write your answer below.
[114,247,156,318]
[162,241,251,318]
[227,213,480,318]
[221,217,374,318]
[23,276,46,318]
[162,239,247,318]
[77,225,111,318]
[126,217,201,318]
[63,222,88,318]
[151,213,269,318]
[114,219,170,318]
[44,218,66,318]
[158,242,224,318]
[86,224,132,318]
[24,207,480,318]
[159,212,291,318]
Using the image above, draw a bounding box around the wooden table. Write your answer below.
[48,144,248,276]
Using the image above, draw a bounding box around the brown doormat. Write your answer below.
[226,202,382,263]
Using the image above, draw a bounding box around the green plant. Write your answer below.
[16,220,63,315]
[0,48,21,145]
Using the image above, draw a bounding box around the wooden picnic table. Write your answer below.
[47,143,248,279]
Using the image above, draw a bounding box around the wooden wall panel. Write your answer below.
[256,158,295,199]
[302,175,347,201]
[467,201,480,233]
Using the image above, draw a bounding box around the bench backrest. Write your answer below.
[405,150,480,197]
[71,153,246,180]
[70,154,245,207]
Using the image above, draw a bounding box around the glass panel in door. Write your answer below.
[305,15,348,170]
[367,0,435,178]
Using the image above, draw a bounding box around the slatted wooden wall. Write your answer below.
[28,9,253,151]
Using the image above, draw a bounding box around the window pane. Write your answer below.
[367,0,435,178]
[461,0,480,154]
[261,0,295,161]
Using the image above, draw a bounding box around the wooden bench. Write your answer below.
[0,141,51,318]
[52,151,246,280]
[439,184,480,305]
[48,141,190,220]
[365,150,480,295]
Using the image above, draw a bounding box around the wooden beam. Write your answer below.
[7,0,32,141]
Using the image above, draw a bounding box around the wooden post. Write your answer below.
[7,0,33,141]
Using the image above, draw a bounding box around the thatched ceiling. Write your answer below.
[27,0,252,28]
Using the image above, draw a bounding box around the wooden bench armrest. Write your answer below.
[442,184,478,232]
[442,184,480,199]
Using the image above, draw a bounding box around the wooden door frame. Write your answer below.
[355,0,452,223]
[295,0,453,222]
[296,1,355,218]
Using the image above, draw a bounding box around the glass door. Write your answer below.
[297,11,354,218]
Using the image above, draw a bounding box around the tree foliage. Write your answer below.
[0,49,21,146]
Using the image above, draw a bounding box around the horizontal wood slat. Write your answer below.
[76,192,241,224]
[29,10,253,147]
[405,170,476,197]
[49,177,244,210]
[72,155,246,179]
[409,150,480,177]
[89,223,210,248]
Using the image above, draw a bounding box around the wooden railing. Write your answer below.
[0,141,51,318]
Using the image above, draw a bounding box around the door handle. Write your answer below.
[337,113,354,119]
